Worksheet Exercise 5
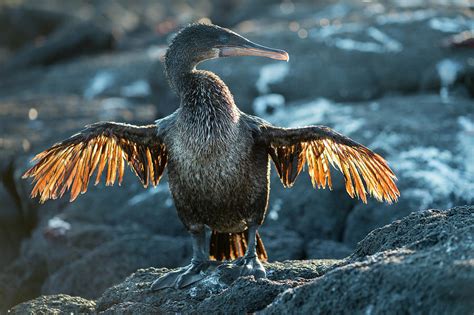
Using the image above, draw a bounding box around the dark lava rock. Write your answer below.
[95,260,337,314]
[0,253,48,312]
[11,205,472,314]
[0,6,69,59]
[260,226,305,261]
[2,2,472,115]
[263,206,474,314]
[351,206,474,259]
[40,235,190,300]
[9,294,95,315]
[0,181,24,269]
[1,21,114,74]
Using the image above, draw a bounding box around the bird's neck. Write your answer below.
[166,64,237,112]
[181,70,240,122]
[165,52,195,94]
[172,70,241,151]
[164,47,240,120]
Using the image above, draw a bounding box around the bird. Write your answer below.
[22,23,400,289]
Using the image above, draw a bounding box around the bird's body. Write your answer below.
[23,23,400,289]
[162,71,269,233]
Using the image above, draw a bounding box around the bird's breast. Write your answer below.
[165,119,255,202]
[163,117,270,231]
[167,124,249,184]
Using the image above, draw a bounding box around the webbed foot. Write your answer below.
[217,255,266,281]
[151,260,219,290]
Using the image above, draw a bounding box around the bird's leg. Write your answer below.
[235,224,266,278]
[151,227,218,290]
[217,224,266,280]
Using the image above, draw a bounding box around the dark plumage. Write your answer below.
[23,23,399,289]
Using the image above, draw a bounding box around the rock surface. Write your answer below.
[10,294,95,315]
[264,206,474,314]
[9,206,474,314]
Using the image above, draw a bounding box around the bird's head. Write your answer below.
[165,23,288,90]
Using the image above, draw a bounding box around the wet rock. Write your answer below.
[0,49,181,118]
[9,294,95,315]
[267,175,354,243]
[61,180,186,238]
[0,158,38,272]
[443,30,474,48]
[265,4,473,103]
[263,206,474,314]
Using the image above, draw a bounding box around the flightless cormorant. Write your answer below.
[23,23,399,289]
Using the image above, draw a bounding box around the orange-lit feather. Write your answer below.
[22,122,168,203]
[267,126,399,204]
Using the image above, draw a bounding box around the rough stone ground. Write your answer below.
[9,206,474,314]
[264,206,474,314]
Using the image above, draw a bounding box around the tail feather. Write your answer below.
[210,230,268,262]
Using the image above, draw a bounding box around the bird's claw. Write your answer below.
[151,260,219,290]
[217,255,266,281]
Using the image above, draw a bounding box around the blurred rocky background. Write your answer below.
[0,0,473,312]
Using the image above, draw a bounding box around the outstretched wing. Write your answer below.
[262,125,399,204]
[23,122,168,203]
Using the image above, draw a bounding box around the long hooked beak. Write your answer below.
[219,40,289,62]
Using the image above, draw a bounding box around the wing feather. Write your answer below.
[23,122,168,203]
[264,125,399,204]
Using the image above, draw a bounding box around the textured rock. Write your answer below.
[9,294,95,315]
[95,260,337,314]
[7,206,474,314]
[263,206,474,314]
[0,252,48,312]
[351,206,474,259]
